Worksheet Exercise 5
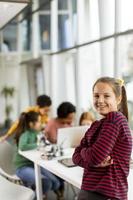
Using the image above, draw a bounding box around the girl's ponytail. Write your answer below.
[14,112,27,145]
[119,86,128,121]
[14,111,39,145]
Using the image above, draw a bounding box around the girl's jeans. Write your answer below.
[16,166,60,194]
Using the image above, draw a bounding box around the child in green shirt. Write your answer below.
[14,111,60,198]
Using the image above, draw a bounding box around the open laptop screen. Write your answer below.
[57,126,89,148]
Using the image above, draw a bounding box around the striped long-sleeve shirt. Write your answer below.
[72,111,132,200]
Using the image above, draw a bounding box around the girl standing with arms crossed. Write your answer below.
[14,111,61,199]
[72,77,132,200]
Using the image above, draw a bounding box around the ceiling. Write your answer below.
[0,0,30,30]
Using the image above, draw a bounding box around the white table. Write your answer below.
[19,149,133,200]
[19,148,81,200]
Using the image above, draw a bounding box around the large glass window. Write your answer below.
[39,15,51,50]
[71,0,77,45]
[58,0,77,49]
[78,0,100,44]
[58,0,68,10]
[39,0,50,10]
[2,20,17,51]
[20,6,32,51]
[98,0,115,37]
[39,0,51,50]
[77,43,101,110]
[50,52,76,115]
[21,18,32,51]
[120,0,133,32]
[58,14,69,49]
[118,34,133,129]
[89,0,100,40]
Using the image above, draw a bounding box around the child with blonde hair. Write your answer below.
[79,111,95,126]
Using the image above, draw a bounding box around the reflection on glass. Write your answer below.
[72,0,77,45]
[58,0,68,10]
[72,0,77,14]
[58,14,72,49]
[58,0,77,49]
[0,41,9,52]
[39,0,50,11]
[39,15,50,50]
[22,6,31,20]
[3,21,17,51]
[21,18,32,51]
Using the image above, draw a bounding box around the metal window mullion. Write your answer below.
[32,0,40,58]
[114,0,122,78]
[39,10,51,15]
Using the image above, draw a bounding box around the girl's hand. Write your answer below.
[0,134,8,143]
[95,156,113,167]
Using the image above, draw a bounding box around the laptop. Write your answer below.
[57,125,89,148]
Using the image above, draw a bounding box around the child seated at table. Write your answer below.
[45,102,76,144]
[14,111,63,200]
[45,102,76,198]
[79,111,95,126]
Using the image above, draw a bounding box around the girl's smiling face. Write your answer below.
[93,82,121,116]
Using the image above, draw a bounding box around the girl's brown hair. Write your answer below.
[93,77,128,120]
[79,111,95,125]
[14,111,39,145]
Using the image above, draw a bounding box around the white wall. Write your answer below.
[0,53,19,123]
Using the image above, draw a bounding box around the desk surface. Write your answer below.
[19,149,133,200]
[19,148,82,188]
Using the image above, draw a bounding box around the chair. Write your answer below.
[0,174,35,200]
[0,140,21,183]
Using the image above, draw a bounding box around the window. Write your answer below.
[39,0,50,10]
[39,15,51,50]
[21,18,32,51]
[58,14,69,49]
[3,20,17,51]
[58,0,68,10]
[120,0,133,32]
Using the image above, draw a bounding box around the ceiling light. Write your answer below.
[0,0,30,30]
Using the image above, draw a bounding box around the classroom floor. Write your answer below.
[47,183,79,200]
